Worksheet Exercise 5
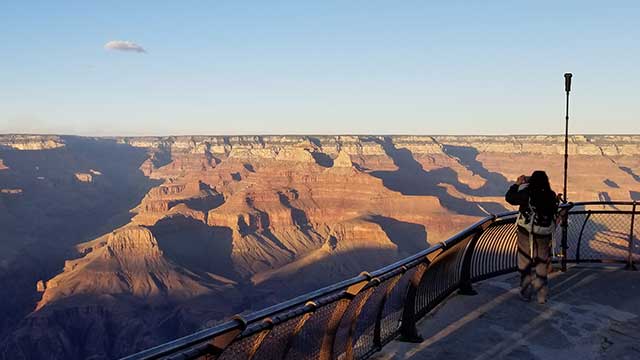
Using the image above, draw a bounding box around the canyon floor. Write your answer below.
[0,134,639,359]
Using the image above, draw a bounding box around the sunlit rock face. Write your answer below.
[0,135,65,150]
[73,173,93,182]
[0,134,639,359]
[0,188,22,194]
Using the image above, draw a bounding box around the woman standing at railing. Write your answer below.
[505,170,559,304]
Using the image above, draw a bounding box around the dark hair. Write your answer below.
[528,170,551,193]
[528,170,555,209]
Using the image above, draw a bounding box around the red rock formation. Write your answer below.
[132,180,223,225]
[0,188,22,194]
[74,173,93,182]
[36,225,222,310]
[0,135,65,150]
[1,134,639,359]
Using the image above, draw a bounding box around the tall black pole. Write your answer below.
[563,73,572,203]
[561,73,572,272]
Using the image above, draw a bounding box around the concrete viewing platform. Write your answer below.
[374,266,640,360]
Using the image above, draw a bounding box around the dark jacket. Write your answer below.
[506,184,558,227]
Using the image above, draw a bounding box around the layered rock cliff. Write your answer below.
[1,134,639,359]
[0,135,65,150]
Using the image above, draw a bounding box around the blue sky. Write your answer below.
[1,1,639,136]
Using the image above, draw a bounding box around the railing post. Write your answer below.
[458,219,494,295]
[625,201,637,271]
[398,248,442,343]
[372,275,402,350]
[343,277,378,360]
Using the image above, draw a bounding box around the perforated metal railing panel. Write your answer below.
[561,203,639,263]
[249,314,306,360]
[471,220,518,281]
[331,287,375,360]
[217,326,265,360]
[285,299,350,360]
[378,268,416,346]
[351,279,399,359]
[635,213,640,262]
[415,239,467,318]
[578,212,631,260]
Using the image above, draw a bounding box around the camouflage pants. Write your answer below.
[517,227,551,303]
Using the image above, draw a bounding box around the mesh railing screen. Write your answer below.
[285,299,349,360]
[331,287,375,360]
[250,314,305,360]
[575,212,631,261]
[635,213,640,262]
[352,278,400,359]
[415,239,467,318]
[217,328,264,360]
[379,268,416,345]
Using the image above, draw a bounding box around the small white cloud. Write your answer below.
[104,40,146,53]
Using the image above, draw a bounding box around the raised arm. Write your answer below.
[505,183,528,206]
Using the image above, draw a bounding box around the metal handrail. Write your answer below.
[121,201,639,360]
[569,200,637,206]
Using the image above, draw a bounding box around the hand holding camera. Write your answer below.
[516,175,530,185]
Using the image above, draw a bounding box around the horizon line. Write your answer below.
[2,132,640,138]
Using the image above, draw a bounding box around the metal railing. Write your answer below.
[122,201,639,360]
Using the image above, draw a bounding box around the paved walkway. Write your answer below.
[373,266,640,360]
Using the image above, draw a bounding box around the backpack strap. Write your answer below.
[529,197,535,258]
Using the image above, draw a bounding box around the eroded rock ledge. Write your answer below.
[0,135,65,150]
[2,134,639,156]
